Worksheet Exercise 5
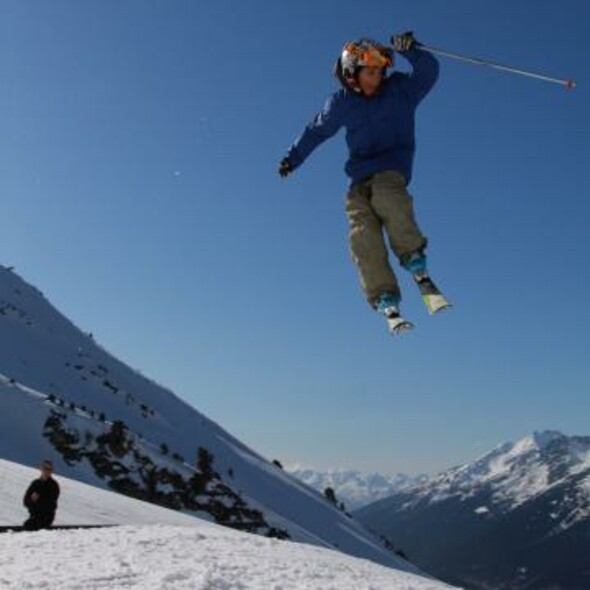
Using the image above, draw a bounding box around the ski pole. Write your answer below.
[418,44,576,90]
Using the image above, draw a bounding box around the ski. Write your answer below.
[413,272,452,315]
[0,524,115,534]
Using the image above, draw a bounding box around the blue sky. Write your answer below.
[1,0,588,475]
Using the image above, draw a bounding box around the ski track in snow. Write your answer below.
[0,525,454,590]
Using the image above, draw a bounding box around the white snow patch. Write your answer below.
[0,525,455,590]
[0,458,456,588]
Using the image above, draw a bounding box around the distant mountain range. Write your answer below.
[287,467,429,510]
[0,263,427,578]
[356,431,590,590]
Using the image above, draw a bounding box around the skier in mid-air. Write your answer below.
[279,32,450,335]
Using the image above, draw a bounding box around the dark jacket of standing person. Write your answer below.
[23,461,60,530]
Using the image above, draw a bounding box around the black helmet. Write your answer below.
[335,38,393,89]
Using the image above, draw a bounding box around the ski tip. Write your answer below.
[422,294,453,315]
[428,302,453,315]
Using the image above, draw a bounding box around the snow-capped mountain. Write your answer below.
[0,263,429,578]
[0,459,453,590]
[287,467,429,509]
[356,431,590,590]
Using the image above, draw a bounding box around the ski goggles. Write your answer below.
[344,42,393,68]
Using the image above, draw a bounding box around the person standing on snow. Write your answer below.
[279,32,450,335]
[23,460,60,530]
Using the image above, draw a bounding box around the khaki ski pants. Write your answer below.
[345,170,427,306]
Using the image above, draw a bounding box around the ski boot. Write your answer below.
[402,251,452,315]
[375,293,414,335]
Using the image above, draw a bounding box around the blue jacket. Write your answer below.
[286,47,439,186]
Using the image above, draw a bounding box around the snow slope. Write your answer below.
[0,263,429,576]
[0,458,454,590]
[0,458,201,527]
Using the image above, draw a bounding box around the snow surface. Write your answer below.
[0,459,454,590]
[0,526,454,590]
[474,506,490,515]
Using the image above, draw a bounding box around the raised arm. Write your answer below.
[392,33,440,105]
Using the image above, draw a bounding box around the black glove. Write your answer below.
[278,157,293,178]
[391,31,416,53]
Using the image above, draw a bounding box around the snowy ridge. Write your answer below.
[356,432,590,589]
[396,431,590,527]
[288,467,429,509]
[0,263,430,576]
